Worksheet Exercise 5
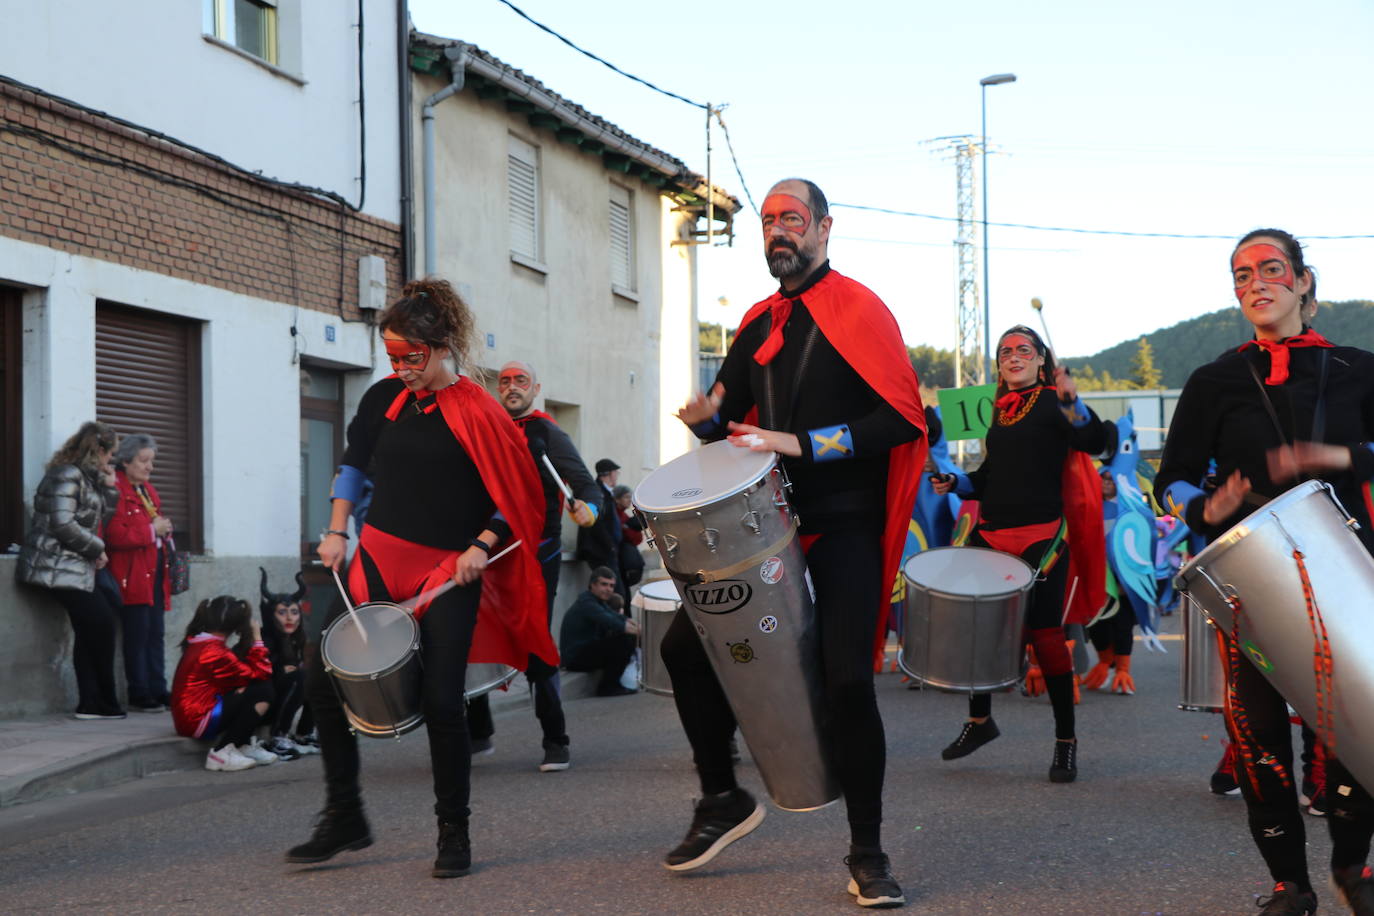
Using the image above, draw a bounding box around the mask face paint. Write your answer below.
[997,334,1039,363]
[761,194,813,236]
[384,336,432,371]
[1232,243,1295,301]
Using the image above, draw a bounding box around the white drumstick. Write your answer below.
[539,453,574,502]
[331,567,368,645]
[398,539,523,613]
[1060,575,1080,626]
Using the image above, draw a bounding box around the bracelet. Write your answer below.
[468,538,493,555]
[321,529,350,540]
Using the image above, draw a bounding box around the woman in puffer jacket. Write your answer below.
[16,421,125,719]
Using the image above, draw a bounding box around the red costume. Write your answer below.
[170,634,272,738]
[104,471,172,609]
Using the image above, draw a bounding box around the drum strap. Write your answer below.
[1244,350,1330,452]
[662,524,798,586]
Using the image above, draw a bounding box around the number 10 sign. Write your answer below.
[936,384,997,441]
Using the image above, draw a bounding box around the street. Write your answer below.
[0,618,1323,915]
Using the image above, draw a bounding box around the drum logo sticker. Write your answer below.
[758,615,778,633]
[671,487,703,499]
[727,639,755,664]
[1242,640,1275,673]
[694,622,708,639]
[759,557,784,585]
[684,580,752,614]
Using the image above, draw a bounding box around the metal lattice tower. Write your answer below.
[952,136,982,386]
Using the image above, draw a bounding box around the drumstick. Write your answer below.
[398,539,524,613]
[331,567,369,646]
[539,453,574,502]
[1060,575,1080,626]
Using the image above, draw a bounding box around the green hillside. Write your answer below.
[1060,300,1374,388]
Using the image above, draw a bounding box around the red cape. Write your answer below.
[738,269,928,657]
[434,379,558,669]
[1060,450,1106,625]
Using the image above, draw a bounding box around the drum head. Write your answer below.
[322,602,418,676]
[636,579,681,603]
[904,547,1035,597]
[633,440,775,513]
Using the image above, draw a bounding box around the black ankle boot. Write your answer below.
[284,805,372,864]
[433,820,471,878]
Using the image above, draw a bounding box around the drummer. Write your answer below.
[668,178,926,908]
[1154,229,1374,916]
[931,325,1106,782]
[285,279,555,879]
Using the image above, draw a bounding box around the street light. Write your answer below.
[980,72,1016,382]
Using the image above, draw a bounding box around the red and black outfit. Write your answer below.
[664,262,926,850]
[170,633,273,749]
[105,470,174,708]
[1156,332,1374,896]
[950,383,1106,741]
[304,375,555,825]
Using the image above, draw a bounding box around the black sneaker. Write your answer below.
[433,820,471,878]
[129,699,166,713]
[539,741,570,772]
[596,684,637,698]
[1333,865,1374,915]
[265,736,302,761]
[1256,881,1316,914]
[470,736,495,757]
[941,718,999,760]
[845,852,905,909]
[662,788,765,872]
[1049,739,1078,783]
[284,806,373,864]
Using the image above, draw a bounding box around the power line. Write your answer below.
[831,203,1374,240]
[492,0,708,110]
[712,108,757,215]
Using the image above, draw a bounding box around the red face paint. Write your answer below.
[997,334,1039,363]
[1232,243,1295,302]
[761,194,812,236]
[384,337,432,371]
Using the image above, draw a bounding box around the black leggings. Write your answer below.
[1088,594,1136,657]
[270,667,314,737]
[51,586,121,713]
[661,526,887,848]
[211,680,274,750]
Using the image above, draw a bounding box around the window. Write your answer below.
[0,286,21,549]
[299,365,345,560]
[95,304,205,553]
[508,136,541,263]
[204,0,278,65]
[609,184,635,293]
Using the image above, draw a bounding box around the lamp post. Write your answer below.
[980,72,1016,381]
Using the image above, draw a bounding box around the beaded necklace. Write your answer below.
[995,385,1043,427]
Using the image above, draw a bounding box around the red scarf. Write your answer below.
[753,298,794,365]
[1238,328,1334,385]
[994,385,1048,417]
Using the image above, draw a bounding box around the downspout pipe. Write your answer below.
[421,43,467,276]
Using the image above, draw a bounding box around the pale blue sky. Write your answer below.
[410,0,1374,361]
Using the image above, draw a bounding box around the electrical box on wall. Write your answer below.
[358,255,387,312]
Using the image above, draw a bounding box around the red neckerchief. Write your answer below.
[994,385,1048,416]
[753,298,794,365]
[1238,328,1334,385]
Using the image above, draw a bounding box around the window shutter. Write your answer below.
[95,303,204,553]
[508,136,539,260]
[609,184,633,290]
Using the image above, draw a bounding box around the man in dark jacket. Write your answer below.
[559,567,639,697]
[577,458,627,603]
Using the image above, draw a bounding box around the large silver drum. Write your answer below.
[465,663,519,699]
[1176,480,1374,790]
[899,546,1035,692]
[634,440,838,812]
[1178,594,1225,713]
[631,579,680,696]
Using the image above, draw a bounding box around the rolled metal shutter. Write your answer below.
[95,303,203,553]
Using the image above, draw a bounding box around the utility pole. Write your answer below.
[927,135,983,389]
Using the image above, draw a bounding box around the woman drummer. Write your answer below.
[1154,229,1374,915]
[285,278,554,879]
[932,324,1106,782]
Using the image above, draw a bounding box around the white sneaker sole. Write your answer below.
[663,801,765,872]
[846,878,906,908]
[205,758,256,772]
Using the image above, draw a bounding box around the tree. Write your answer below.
[1074,364,1101,392]
[1130,336,1162,389]
[907,345,956,389]
[699,322,725,354]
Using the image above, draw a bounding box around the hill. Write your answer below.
[1060,300,1374,388]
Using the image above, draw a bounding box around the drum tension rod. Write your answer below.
[1268,512,1302,553]
[740,510,762,534]
[696,512,720,552]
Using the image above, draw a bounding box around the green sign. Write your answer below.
[937,384,997,440]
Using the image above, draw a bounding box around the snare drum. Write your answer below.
[1178,594,1225,713]
[898,546,1035,693]
[465,663,519,699]
[635,440,838,812]
[631,579,680,696]
[321,602,424,738]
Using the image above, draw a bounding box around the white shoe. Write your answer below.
[205,745,257,772]
[239,740,278,766]
[289,736,320,755]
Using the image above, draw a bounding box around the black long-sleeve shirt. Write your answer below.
[514,414,601,543]
[1155,343,1374,547]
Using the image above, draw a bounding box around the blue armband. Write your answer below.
[689,412,724,439]
[809,424,854,462]
[1064,397,1091,428]
[330,465,367,503]
[584,501,600,522]
[952,471,975,498]
[1163,480,1206,522]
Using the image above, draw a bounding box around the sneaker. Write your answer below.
[239,740,279,766]
[433,820,471,878]
[284,806,373,864]
[205,745,257,772]
[290,734,321,755]
[1332,865,1374,915]
[596,684,637,697]
[129,699,166,713]
[845,851,906,909]
[471,736,495,757]
[265,736,302,760]
[941,718,1000,760]
[539,741,570,772]
[1211,743,1242,796]
[1049,739,1078,783]
[663,788,765,872]
[1308,784,1328,817]
[1255,881,1317,915]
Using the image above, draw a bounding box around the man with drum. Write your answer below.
[667,178,926,908]
[464,360,602,772]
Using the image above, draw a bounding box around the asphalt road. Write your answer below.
[0,617,1333,915]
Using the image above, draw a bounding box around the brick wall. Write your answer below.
[0,78,402,319]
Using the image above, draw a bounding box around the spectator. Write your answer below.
[559,567,639,697]
[104,433,174,713]
[16,421,125,720]
[258,568,317,759]
[612,484,645,592]
[170,595,277,772]
[577,459,626,602]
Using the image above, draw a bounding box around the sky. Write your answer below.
[408,0,1374,362]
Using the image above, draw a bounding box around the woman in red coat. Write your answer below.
[105,433,175,712]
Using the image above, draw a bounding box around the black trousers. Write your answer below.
[305,556,481,823]
[211,680,274,750]
[660,526,887,847]
[52,586,121,713]
[269,666,313,737]
[563,632,636,693]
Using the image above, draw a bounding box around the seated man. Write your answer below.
[560,567,640,697]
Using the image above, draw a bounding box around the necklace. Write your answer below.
[996,386,1043,426]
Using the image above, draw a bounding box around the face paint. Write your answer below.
[274,603,301,635]
[1232,243,1295,301]
[761,194,812,236]
[997,335,1039,363]
[384,336,432,371]
[497,370,533,391]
